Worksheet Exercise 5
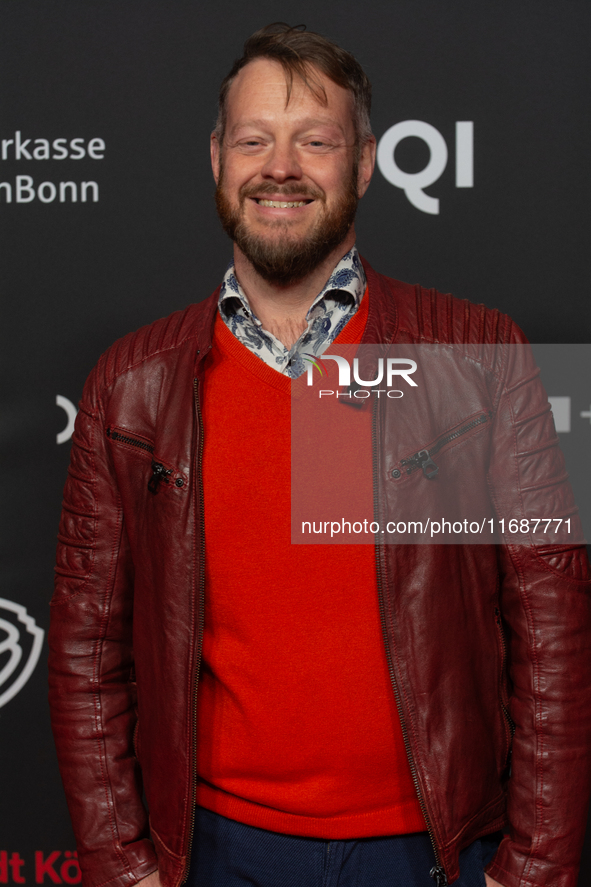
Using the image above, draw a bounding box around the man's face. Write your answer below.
[211,58,375,285]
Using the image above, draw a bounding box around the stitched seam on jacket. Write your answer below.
[485,340,544,881]
[436,797,506,854]
[96,333,203,425]
[505,544,543,885]
[150,824,185,861]
[381,576,445,854]
[96,301,216,396]
[530,549,591,585]
[92,497,134,875]
[52,408,99,604]
[394,327,506,388]
[177,393,201,865]
[484,342,528,533]
[488,859,541,887]
[506,370,528,524]
[504,374,540,871]
[78,402,99,421]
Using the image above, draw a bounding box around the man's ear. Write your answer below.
[357,135,376,199]
[211,133,221,184]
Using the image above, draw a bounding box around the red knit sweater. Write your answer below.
[196,295,425,838]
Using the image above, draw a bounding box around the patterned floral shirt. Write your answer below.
[218,247,367,379]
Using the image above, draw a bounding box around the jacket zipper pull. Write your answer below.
[148,461,172,494]
[417,449,438,479]
[429,865,448,886]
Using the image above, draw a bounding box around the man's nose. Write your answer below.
[260,140,302,182]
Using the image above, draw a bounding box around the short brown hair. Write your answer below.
[215,23,372,147]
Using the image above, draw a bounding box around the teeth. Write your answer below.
[257,200,307,208]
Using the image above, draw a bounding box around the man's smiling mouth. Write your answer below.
[255,199,312,208]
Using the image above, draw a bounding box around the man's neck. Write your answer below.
[232,231,356,349]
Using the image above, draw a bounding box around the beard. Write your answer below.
[215,164,359,286]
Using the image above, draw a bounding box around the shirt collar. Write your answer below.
[218,246,366,324]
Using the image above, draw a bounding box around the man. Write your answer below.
[48,23,591,887]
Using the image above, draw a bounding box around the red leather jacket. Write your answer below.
[49,261,591,887]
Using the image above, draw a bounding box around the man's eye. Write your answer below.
[235,140,265,151]
[305,140,336,151]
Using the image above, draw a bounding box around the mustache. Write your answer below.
[240,182,325,201]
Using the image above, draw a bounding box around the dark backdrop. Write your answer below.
[1,2,590,883]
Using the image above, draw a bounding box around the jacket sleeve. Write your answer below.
[485,331,591,887]
[48,363,159,887]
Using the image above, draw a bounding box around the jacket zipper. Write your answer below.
[400,412,490,479]
[372,398,448,886]
[148,461,172,494]
[180,379,206,885]
[105,426,154,453]
[105,427,176,494]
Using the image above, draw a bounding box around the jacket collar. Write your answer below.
[193,285,221,376]
[360,258,399,345]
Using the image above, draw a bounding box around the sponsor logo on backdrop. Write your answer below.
[0,599,44,708]
[377,120,473,214]
[56,395,78,445]
[0,850,81,884]
[0,132,105,204]
[548,397,591,433]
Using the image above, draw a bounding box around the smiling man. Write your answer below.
[211,44,373,367]
[48,23,591,887]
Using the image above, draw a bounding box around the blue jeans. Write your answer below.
[186,807,501,887]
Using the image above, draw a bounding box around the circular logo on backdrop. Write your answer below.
[377,120,474,214]
[0,598,44,708]
[56,394,78,444]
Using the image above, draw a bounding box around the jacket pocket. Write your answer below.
[390,410,491,481]
[106,425,155,455]
[534,544,591,581]
[105,425,187,494]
